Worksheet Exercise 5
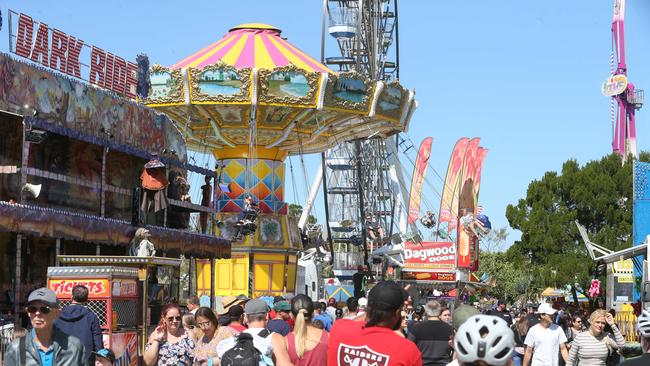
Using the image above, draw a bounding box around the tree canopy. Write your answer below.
[504,153,649,302]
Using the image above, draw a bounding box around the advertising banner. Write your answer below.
[402,241,456,272]
[402,271,456,282]
[407,137,433,224]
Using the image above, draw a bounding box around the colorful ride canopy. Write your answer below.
[145,23,416,156]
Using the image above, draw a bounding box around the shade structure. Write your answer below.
[542,287,565,297]
[146,23,417,155]
[171,24,330,73]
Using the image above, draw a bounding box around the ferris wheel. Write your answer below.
[318,0,408,277]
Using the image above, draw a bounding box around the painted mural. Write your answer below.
[0,53,187,161]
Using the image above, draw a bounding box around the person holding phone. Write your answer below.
[144,303,195,366]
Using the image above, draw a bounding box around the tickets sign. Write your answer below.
[48,279,110,298]
[403,241,456,272]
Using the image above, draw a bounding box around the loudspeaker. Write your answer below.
[131,187,142,226]
[22,183,42,199]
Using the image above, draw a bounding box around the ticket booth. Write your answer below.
[47,266,140,366]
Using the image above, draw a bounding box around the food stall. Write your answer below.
[48,255,182,365]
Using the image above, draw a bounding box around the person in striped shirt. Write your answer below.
[566,309,625,366]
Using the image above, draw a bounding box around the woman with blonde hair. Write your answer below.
[566,309,625,366]
[281,294,328,365]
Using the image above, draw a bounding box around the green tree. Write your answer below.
[478,250,534,303]
[505,153,649,305]
[288,203,317,224]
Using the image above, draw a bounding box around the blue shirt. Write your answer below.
[32,330,54,366]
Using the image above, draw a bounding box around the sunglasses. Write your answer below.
[26,305,52,314]
[197,321,213,328]
[166,316,182,322]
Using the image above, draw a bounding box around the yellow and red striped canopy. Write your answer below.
[171,23,331,73]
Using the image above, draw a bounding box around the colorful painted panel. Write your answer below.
[257,65,319,106]
[150,71,175,99]
[217,158,285,214]
[268,71,309,98]
[323,72,372,112]
[375,82,406,121]
[0,54,187,162]
[199,69,242,96]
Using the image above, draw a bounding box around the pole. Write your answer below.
[320,0,328,63]
[55,239,61,266]
[298,164,323,230]
[14,234,22,327]
[355,140,369,266]
[210,258,216,309]
[321,153,335,264]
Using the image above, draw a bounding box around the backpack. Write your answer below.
[221,330,271,366]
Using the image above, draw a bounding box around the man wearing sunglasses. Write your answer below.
[3,287,85,365]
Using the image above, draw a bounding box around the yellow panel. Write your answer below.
[217,262,232,290]
[255,253,284,262]
[271,263,285,291]
[286,262,297,292]
[233,262,248,292]
[254,264,272,291]
[195,259,211,296]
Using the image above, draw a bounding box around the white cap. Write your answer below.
[536,303,556,315]
[358,297,368,307]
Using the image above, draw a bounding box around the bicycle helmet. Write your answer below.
[638,309,650,338]
[455,315,515,366]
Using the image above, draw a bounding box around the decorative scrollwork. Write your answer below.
[258,65,319,106]
[323,71,374,112]
[189,62,251,103]
[146,64,184,104]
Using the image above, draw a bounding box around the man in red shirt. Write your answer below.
[328,281,422,366]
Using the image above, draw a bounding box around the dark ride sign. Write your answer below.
[9,10,138,99]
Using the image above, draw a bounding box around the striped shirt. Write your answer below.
[566,326,625,366]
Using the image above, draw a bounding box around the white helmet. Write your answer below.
[455,315,515,366]
[638,309,650,338]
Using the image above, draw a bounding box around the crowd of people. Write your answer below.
[2,283,650,366]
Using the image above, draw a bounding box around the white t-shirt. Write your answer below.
[524,323,567,366]
[216,327,274,364]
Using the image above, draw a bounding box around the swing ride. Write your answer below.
[145,21,416,296]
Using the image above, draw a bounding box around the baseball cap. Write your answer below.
[94,349,115,363]
[245,299,269,315]
[452,304,480,330]
[28,287,59,308]
[273,300,291,312]
[367,281,407,311]
[536,303,556,315]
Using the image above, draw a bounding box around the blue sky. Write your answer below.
[2,1,649,246]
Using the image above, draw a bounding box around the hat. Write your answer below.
[219,296,247,315]
[273,301,291,312]
[227,305,244,318]
[28,287,59,308]
[452,305,480,330]
[497,299,507,306]
[244,299,269,315]
[273,296,285,304]
[283,293,295,302]
[367,281,407,311]
[358,297,368,308]
[536,303,556,315]
[94,349,115,363]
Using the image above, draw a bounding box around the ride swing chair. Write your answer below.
[233,195,261,241]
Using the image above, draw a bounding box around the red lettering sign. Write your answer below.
[30,21,50,66]
[66,36,84,78]
[48,279,110,298]
[11,11,135,98]
[402,271,456,282]
[50,29,68,72]
[15,13,34,58]
[90,46,106,86]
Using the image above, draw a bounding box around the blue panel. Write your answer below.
[632,161,650,301]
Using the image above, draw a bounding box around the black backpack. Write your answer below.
[221,330,271,366]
